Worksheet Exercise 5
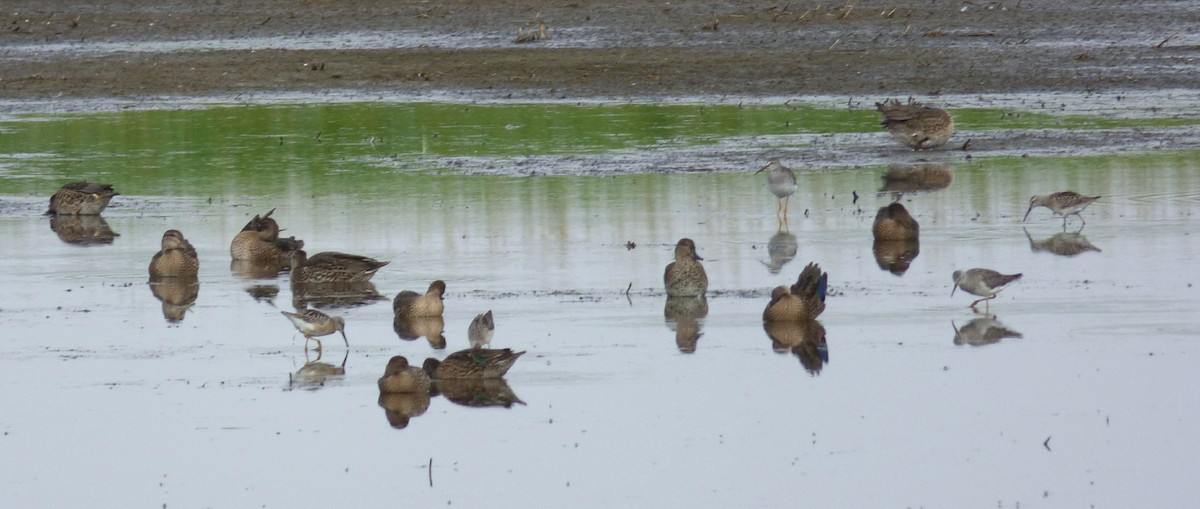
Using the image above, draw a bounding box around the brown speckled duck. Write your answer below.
[149,229,199,279]
[289,250,389,284]
[393,280,447,318]
[763,262,828,322]
[230,208,304,266]
[47,181,118,215]
[377,356,432,394]
[664,238,708,297]
[423,348,525,379]
[876,98,955,150]
[872,202,920,241]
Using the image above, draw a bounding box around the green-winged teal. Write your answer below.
[377,356,432,394]
[952,268,1022,312]
[755,159,798,218]
[289,250,389,284]
[872,202,920,241]
[876,98,955,150]
[469,310,494,349]
[1023,191,1101,227]
[763,262,828,322]
[393,280,446,318]
[230,208,305,265]
[423,348,525,379]
[664,238,708,297]
[149,229,199,279]
[280,309,348,351]
[47,181,118,215]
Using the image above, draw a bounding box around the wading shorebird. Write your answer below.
[755,159,798,219]
[1023,191,1101,227]
[280,309,348,352]
[377,356,432,394]
[423,348,526,379]
[289,250,389,284]
[872,202,920,241]
[393,280,447,318]
[468,310,494,349]
[763,262,828,322]
[875,98,955,150]
[230,208,304,265]
[149,229,199,279]
[951,268,1022,312]
[47,181,119,215]
[664,238,708,297]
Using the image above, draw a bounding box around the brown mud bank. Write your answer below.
[2,1,1198,108]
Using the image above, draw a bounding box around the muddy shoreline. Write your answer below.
[2,1,1198,110]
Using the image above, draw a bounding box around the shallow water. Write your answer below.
[1,102,1199,507]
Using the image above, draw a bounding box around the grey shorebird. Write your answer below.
[281,309,348,352]
[664,238,708,297]
[951,268,1022,312]
[755,159,798,219]
[469,310,494,349]
[876,98,955,150]
[1023,192,1101,227]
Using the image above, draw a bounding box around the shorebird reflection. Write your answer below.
[1024,227,1101,257]
[762,229,797,275]
[952,317,1023,346]
[288,349,348,391]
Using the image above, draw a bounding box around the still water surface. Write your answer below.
[0,102,1198,507]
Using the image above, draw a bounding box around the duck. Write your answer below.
[875,98,955,150]
[664,238,708,297]
[47,181,118,215]
[872,202,920,241]
[229,208,304,265]
[393,280,447,318]
[148,229,199,279]
[289,250,389,284]
[377,356,432,394]
[763,262,828,322]
[423,348,525,379]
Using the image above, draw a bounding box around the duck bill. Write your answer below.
[693,253,704,261]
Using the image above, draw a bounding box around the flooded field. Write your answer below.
[1,101,1199,507]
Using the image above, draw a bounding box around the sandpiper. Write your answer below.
[664,238,708,297]
[469,310,495,349]
[377,356,432,394]
[951,268,1022,312]
[47,181,119,215]
[393,280,447,318]
[280,309,348,351]
[875,98,955,150]
[872,202,920,241]
[755,159,798,218]
[1023,191,1101,227]
[763,262,828,322]
[149,229,199,279]
[423,348,526,379]
[290,250,389,284]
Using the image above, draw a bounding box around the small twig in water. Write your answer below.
[625,282,632,296]
[1043,436,1052,451]
[428,457,433,487]
[315,131,322,143]
[1155,31,1179,48]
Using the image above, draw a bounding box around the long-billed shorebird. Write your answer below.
[664,238,708,297]
[1023,191,1101,227]
[755,159,798,219]
[469,310,495,349]
[951,268,1022,312]
[876,98,955,150]
[281,309,348,352]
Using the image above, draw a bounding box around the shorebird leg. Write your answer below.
[782,196,790,218]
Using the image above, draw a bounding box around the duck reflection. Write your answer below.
[1024,227,1101,257]
[762,229,798,274]
[378,392,432,429]
[433,378,526,408]
[288,350,348,390]
[952,316,1023,346]
[49,215,119,245]
[291,281,387,309]
[394,315,447,349]
[664,296,708,353]
[148,278,199,322]
[230,259,287,280]
[764,320,828,375]
[872,239,920,275]
[244,284,280,304]
[879,161,955,198]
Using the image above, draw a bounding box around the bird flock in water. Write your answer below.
[42,98,1103,413]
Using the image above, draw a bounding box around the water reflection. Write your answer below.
[48,215,118,245]
[148,278,199,322]
[288,350,348,391]
[952,317,1023,346]
[762,229,797,275]
[394,316,447,349]
[872,239,920,275]
[230,260,287,280]
[377,392,432,429]
[432,378,526,408]
[243,284,280,304]
[1024,227,1102,257]
[664,296,708,353]
[291,281,387,309]
[764,320,828,375]
[879,161,955,198]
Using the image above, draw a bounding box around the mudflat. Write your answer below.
[2,0,1197,104]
